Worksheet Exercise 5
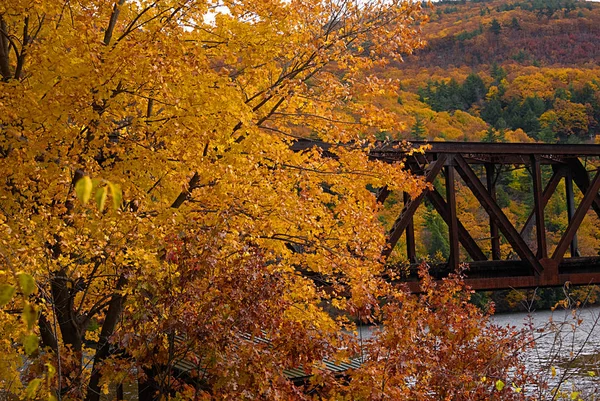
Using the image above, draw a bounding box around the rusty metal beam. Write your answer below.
[445,164,459,270]
[292,140,600,163]
[425,189,487,261]
[373,141,600,158]
[520,167,565,239]
[531,156,547,259]
[453,154,544,275]
[403,192,416,263]
[400,257,600,292]
[382,155,447,259]
[376,186,390,204]
[485,163,501,260]
[406,272,600,292]
[552,169,600,264]
[567,158,600,222]
[565,172,579,257]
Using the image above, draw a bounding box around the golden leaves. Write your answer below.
[0,0,436,398]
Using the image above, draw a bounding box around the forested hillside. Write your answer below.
[371,0,600,310]
[363,0,600,144]
[409,0,600,68]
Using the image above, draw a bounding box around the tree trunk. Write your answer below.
[138,366,161,401]
[85,275,128,401]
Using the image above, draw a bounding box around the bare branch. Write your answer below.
[13,16,29,79]
[103,0,126,46]
[0,16,13,80]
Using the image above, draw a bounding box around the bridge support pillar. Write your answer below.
[531,156,548,259]
[565,173,580,257]
[485,163,501,260]
[445,163,459,270]
[403,192,416,263]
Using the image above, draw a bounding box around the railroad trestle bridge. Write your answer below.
[296,140,600,292]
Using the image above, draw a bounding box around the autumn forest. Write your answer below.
[1,0,600,400]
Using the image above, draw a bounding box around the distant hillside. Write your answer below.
[357,0,600,145]
[399,0,600,69]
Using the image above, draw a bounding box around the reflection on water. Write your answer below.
[491,306,600,399]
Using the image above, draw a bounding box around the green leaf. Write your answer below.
[75,176,93,204]
[108,182,122,210]
[18,273,36,297]
[495,379,505,391]
[25,378,42,399]
[0,284,15,307]
[95,186,107,212]
[23,334,39,355]
[22,303,37,330]
[46,362,56,378]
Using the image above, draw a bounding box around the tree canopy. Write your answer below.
[0,1,534,400]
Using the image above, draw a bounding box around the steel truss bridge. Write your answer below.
[295,140,600,292]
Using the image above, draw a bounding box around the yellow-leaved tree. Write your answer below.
[0,1,534,400]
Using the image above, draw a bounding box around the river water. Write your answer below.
[356,306,600,399]
[490,306,600,399]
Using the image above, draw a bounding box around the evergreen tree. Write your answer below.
[490,63,506,84]
[481,98,503,126]
[448,78,467,110]
[461,73,487,106]
[524,96,547,116]
[554,87,570,100]
[510,16,521,30]
[490,18,502,35]
[483,126,498,143]
[495,117,508,141]
[521,108,541,135]
[538,126,557,143]
[572,82,596,105]
[424,205,450,260]
[411,115,428,140]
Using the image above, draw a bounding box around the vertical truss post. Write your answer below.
[403,192,417,263]
[565,172,579,257]
[531,156,548,259]
[445,162,459,270]
[520,167,565,239]
[485,163,501,260]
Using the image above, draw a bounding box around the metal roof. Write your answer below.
[172,334,365,384]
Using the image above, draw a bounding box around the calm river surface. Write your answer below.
[491,306,600,399]
[356,306,600,399]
